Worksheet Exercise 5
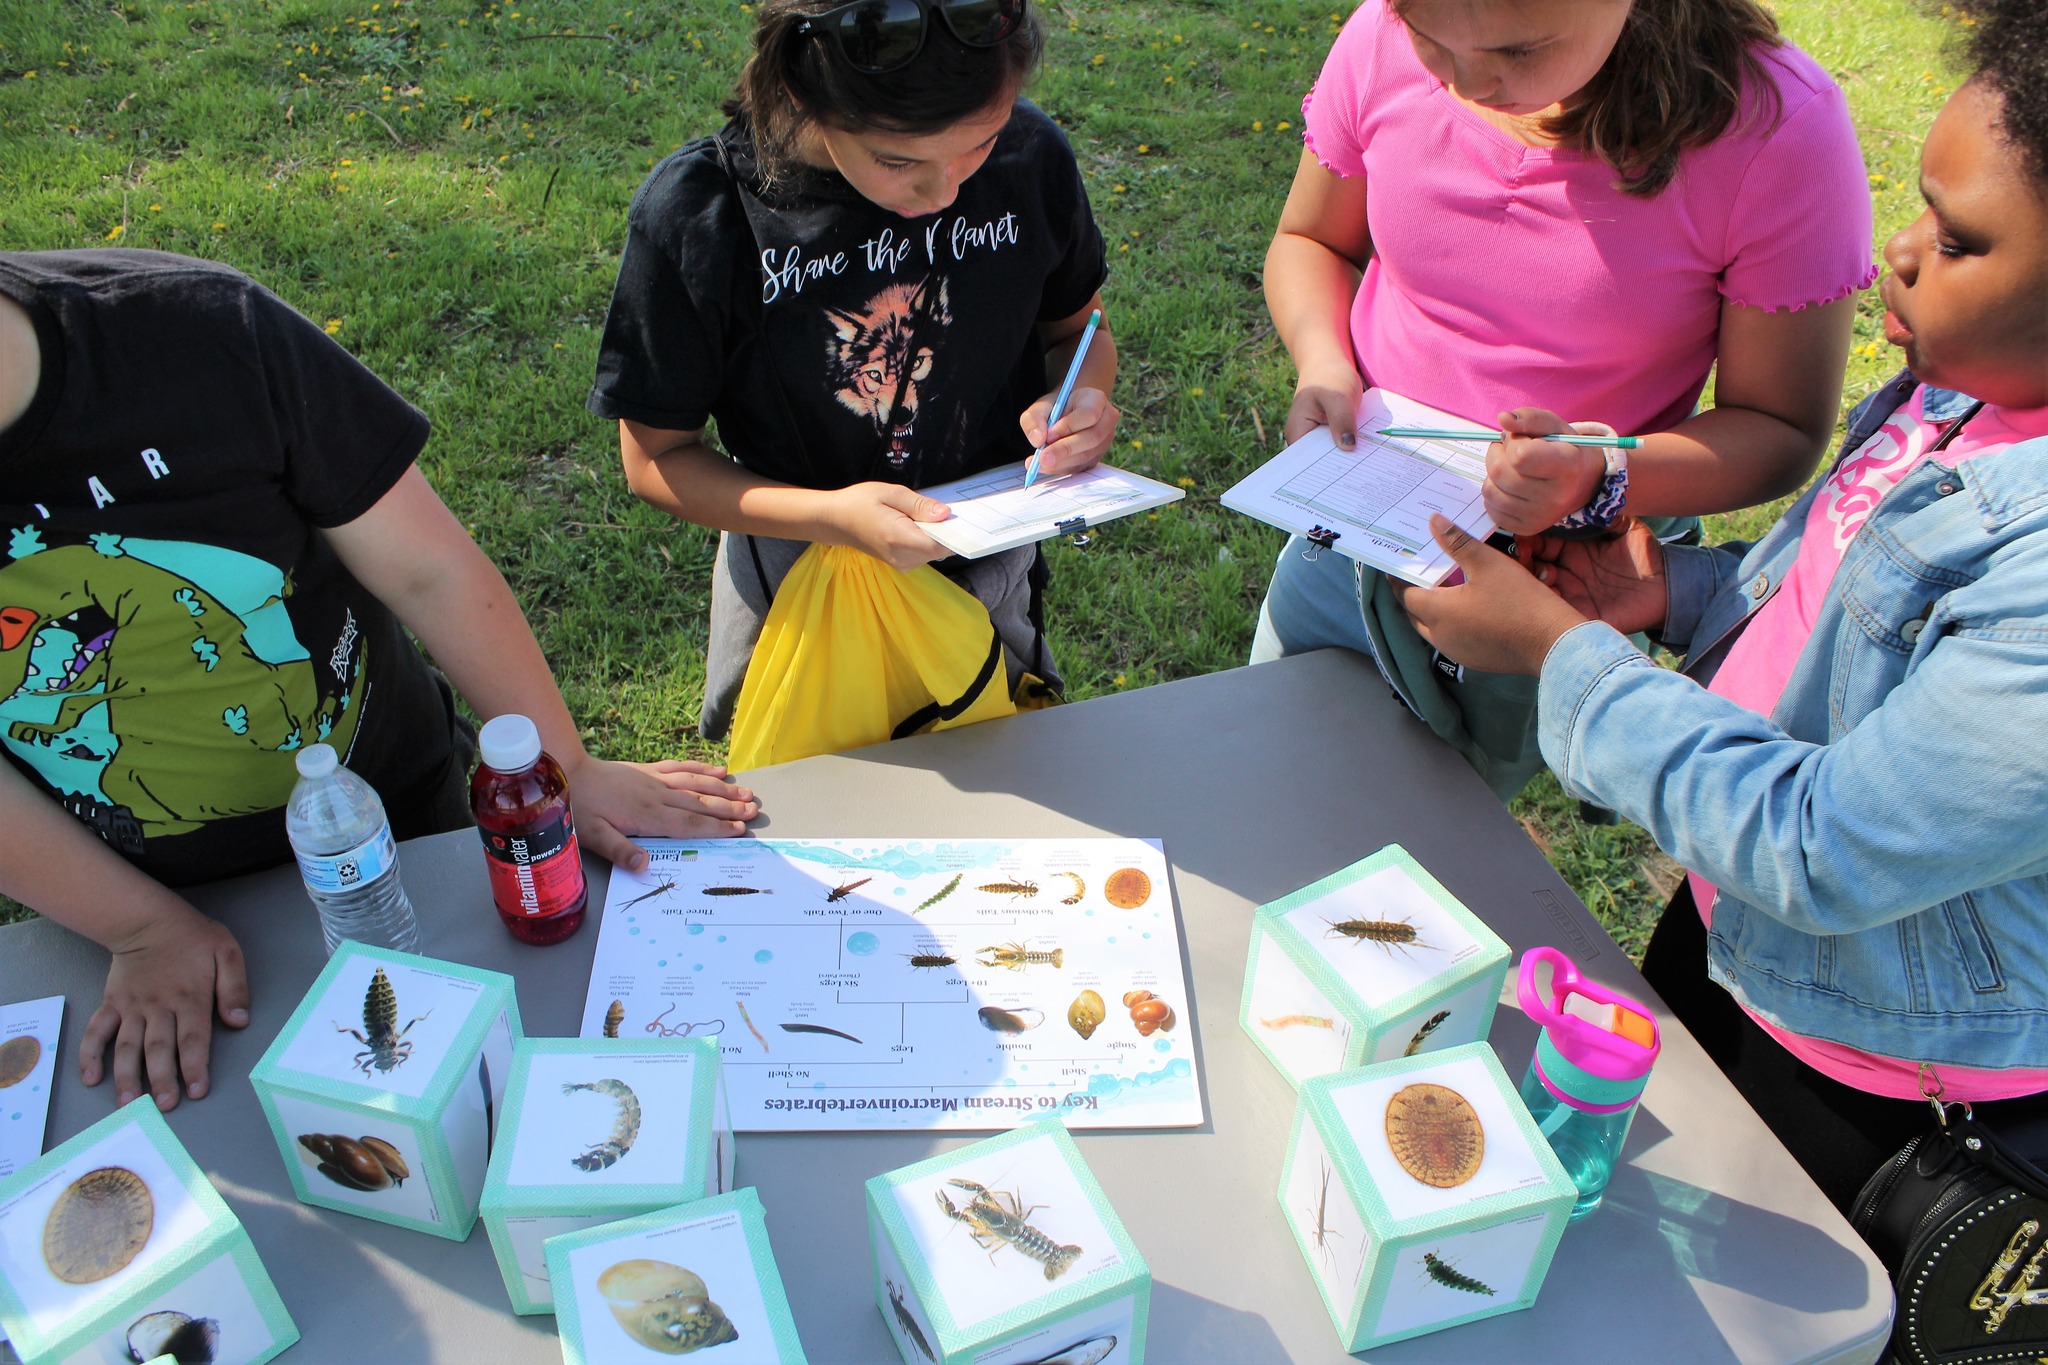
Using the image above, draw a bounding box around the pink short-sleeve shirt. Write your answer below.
[1302,1,1877,433]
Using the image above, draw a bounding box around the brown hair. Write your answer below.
[724,0,1045,183]
[1396,0,1785,197]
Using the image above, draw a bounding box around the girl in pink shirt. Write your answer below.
[1253,0,1873,800]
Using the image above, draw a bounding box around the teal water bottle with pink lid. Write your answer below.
[1515,946,1661,1221]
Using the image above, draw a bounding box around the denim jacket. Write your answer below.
[1538,374,2048,1070]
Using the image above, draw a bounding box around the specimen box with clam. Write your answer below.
[545,1187,806,1363]
[249,942,521,1241]
[1239,845,1508,1091]
[0,1099,297,1365]
[1280,1044,1577,1351]
[482,1037,736,1314]
[866,1120,1149,1365]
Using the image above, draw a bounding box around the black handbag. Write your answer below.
[1851,1093,2048,1362]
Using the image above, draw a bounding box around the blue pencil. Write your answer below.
[1025,309,1103,489]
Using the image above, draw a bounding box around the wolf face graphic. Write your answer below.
[824,277,952,468]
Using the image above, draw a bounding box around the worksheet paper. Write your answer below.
[919,461,1185,559]
[0,995,63,1179]
[1221,388,1498,586]
[578,839,1201,1132]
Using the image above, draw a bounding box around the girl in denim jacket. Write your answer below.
[1390,0,2048,1213]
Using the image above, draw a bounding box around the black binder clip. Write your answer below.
[1055,515,1091,548]
[1302,525,1341,561]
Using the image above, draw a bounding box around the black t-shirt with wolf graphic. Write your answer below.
[0,250,467,888]
[588,100,1108,492]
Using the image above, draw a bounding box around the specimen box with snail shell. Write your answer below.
[249,941,521,1241]
[865,1119,1148,1365]
[1282,1043,1577,1351]
[1239,844,1509,1091]
[543,1186,806,1363]
[0,1098,297,1365]
[481,1036,735,1314]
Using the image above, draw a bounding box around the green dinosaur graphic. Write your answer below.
[0,537,366,842]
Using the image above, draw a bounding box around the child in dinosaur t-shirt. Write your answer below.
[0,249,758,1114]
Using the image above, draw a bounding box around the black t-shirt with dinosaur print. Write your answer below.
[588,100,1108,491]
[0,250,466,887]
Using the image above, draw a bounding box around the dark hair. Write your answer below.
[1965,0,2048,183]
[724,0,1045,182]
[1394,0,1783,198]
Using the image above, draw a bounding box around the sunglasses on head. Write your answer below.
[798,0,1028,75]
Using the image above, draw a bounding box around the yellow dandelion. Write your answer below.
[1277,120,1292,131]
[1113,673,1128,687]
[1176,476,1196,488]
[104,223,125,240]
[1252,120,1264,131]
[1188,387,1204,397]
[323,318,343,335]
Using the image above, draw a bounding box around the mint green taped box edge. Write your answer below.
[481,1036,730,1315]
[865,1119,1150,1365]
[1238,844,1509,1089]
[247,942,522,1241]
[0,1098,299,1365]
[1283,1043,1577,1351]
[543,1186,807,1364]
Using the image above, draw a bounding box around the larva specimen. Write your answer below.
[1422,1250,1495,1296]
[916,874,964,913]
[564,1079,642,1172]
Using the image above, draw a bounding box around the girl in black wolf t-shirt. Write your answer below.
[590,0,1116,739]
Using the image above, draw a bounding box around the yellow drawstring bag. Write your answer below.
[727,544,1020,770]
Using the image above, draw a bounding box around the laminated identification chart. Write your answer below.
[578,839,1201,1132]
[1222,388,1497,586]
[919,462,1185,559]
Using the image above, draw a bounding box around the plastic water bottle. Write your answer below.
[286,743,419,955]
[1515,945,1660,1221]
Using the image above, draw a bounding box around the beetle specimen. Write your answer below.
[826,877,873,902]
[334,967,430,1076]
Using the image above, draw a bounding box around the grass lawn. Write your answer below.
[0,0,1968,947]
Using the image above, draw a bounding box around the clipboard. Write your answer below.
[1220,388,1499,587]
[917,460,1186,560]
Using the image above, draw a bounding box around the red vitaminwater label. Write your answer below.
[481,809,584,918]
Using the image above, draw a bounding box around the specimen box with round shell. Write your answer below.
[865,1118,1149,1365]
[1239,844,1510,1090]
[482,1036,735,1314]
[248,941,521,1241]
[1279,1043,1578,1351]
[0,1097,297,1365]
[543,1186,806,1364]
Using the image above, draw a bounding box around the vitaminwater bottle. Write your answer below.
[285,744,420,955]
[471,714,587,945]
[1515,945,1661,1221]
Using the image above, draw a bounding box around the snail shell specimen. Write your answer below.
[0,1035,40,1089]
[1123,990,1176,1037]
[125,1309,220,1364]
[597,1259,739,1354]
[1384,1083,1485,1189]
[298,1133,409,1192]
[1066,990,1106,1041]
[1102,867,1151,910]
[43,1166,155,1284]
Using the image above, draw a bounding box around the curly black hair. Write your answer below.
[1966,0,2048,181]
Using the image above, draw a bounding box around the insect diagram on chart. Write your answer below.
[578,839,1200,1131]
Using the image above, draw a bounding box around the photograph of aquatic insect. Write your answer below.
[564,1080,642,1172]
[1053,871,1085,905]
[604,1000,626,1039]
[1027,1335,1120,1365]
[1403,1009,1451,1057]
[977,879,1039,900]
[826,877,873,902]
[1325,913,1437,957]
[335,966,430,1076]
[935,1177,1083,1280]
[885,1276,937,1363]
[1421,1249,1496,1296]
